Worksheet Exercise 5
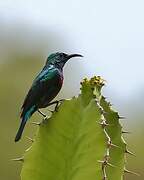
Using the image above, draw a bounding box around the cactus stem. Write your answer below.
[21,76,129,180]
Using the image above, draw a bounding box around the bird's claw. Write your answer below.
[42,116,48,124]
[54,99,65,112]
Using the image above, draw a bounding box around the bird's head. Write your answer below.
[46,52,83,68]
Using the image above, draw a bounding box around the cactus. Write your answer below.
[19,76,131,180]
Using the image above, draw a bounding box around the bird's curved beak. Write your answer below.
[67,54,83,60]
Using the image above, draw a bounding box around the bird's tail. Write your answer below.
[15,118,27,142]
[15,105,36,142]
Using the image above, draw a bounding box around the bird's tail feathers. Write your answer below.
[15,118,27,142]
[15,105,36,142]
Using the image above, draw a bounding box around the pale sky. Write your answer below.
[0,0,144,100]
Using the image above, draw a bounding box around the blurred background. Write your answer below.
[0,0,143,179]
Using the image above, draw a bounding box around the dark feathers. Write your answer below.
[15,65,63,142]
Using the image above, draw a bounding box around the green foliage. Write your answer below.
[21,76,128,180]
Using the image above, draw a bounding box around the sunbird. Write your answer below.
[15,52,83,142]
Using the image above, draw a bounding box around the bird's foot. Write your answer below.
[41,115,48,124]
[54,99,65,112]
[46,99,65,113]
[38,109,47,118]
[37,109,49,124]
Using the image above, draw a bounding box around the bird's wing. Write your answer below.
[20,66,61,118]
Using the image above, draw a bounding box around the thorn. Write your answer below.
[107,141,120,148]
[118,116,126,119]
[98,160,108,166]
[31,122,41,126]
[122,131,131,134]
[125,149,135,156]
[25,146,32,152]
[98,159,108,166]
[11,157,24,162]
[26,136,34,142]
[103,96,107,99]
[111,143,120,148]
[107,162,116,168]
[124,169,140,176]
[98,160,104,164]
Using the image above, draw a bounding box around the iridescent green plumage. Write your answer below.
[15,52,83,142]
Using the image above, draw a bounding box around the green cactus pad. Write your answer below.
[21,76,126,180]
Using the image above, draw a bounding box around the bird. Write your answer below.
[15,52,83,142]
